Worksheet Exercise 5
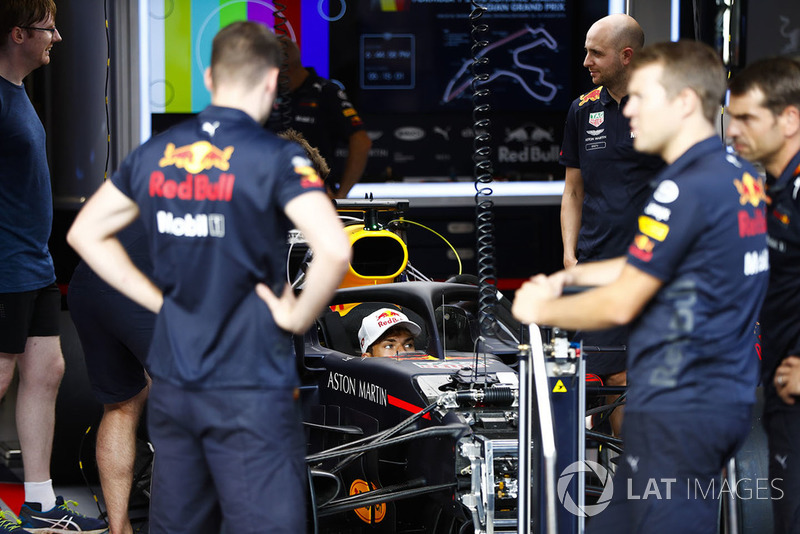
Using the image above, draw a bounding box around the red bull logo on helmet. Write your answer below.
[159,141,234,175]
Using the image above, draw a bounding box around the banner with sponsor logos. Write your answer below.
[358,111,565,181]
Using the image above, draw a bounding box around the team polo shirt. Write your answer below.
[111,105,326,389]
[760,150,800,414]
[0,76,56,292]
[266,67,365,189]
[559,86,664,261]
[625,137,768,412]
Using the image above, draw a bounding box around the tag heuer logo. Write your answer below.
[589,112,604,127]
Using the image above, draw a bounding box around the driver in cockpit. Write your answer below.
[358,308,421,358]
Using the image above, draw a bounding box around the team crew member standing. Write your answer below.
[68,219,153,534]
[267,39,372,199]
[559,13,664,433]
[0,3,108,532]
[68,21,351,534]
[727,56,800,534]
[513,41,768,534]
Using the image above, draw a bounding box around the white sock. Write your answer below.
[24,480,56,510]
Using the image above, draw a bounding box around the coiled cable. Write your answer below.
[469,1,497,337]
[273,2,292,131]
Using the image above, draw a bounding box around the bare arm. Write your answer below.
[334,130,372,200]
[256,191,351,333]
[560,166,584,268]
[511,263,662,330]
[67,181,163,313]
[563,256,627,287]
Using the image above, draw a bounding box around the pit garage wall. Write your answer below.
[43,0,800,284]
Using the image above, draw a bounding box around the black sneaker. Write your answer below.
[18,497,107,533]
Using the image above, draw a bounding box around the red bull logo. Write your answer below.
[376,310,402,328]
[292,156,324,189]
[734,172,767,207]
[629,234,654,262]
[773,209,791,226]
[738,210,766,237]
[579,87,602,107]
[159,141,234,175]
[149,171,235,201]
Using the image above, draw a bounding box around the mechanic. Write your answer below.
[0,2,108,532]
[67,218,153,534]
[266,38,372,200]
[359,308,421,358]
[726,56,800,534]
[513,41,768,534]
[558,14,665,435]
[67,21,351,534]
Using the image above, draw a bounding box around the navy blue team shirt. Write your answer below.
[266,67,365,190]
[559,86,665,261]
[625,137,768,412]
[0,75,56,292]
[760,149,800,414]
[111,105,326,389]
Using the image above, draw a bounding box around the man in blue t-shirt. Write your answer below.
[559,15,664,431]
[727,56,800,534]
[68,21,351,534]
[0,3,107,533]
[514,41,768,534]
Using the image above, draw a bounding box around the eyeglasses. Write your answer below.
[18,26,57,36]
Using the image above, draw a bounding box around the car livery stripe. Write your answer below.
[387,395,431,420]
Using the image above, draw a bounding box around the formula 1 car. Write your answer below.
[292,199,565,534]
[300,280,527,533]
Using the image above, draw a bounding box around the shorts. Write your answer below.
[0,284,61,354]
[574,325,628,376]
[147,380,307,534]
[586,409,752,534]
[68,281,154,404]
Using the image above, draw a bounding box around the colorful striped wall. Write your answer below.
[149,0,330,113]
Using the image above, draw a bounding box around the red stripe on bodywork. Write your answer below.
[387,395,431,420]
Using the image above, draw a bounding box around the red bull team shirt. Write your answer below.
[111,105,326,389]
[760,149,800,414]
[559,85,665,261]
[625,137,768,412]
[266,67,366,191]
